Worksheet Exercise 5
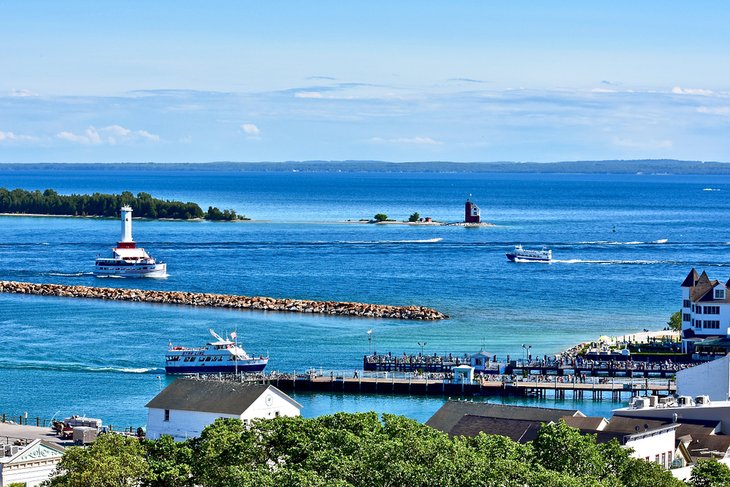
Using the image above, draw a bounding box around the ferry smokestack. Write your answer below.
[120,205,134,243]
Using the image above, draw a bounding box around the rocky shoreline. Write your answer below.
[0,281,448,321]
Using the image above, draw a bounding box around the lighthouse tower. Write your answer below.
[118,205,137,248]
[464,198,481,223]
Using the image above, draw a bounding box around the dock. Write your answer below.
[195,371,675,402]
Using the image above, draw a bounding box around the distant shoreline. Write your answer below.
[1,159,730,175]
[0,213,496,226]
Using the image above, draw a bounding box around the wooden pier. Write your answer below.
[205,372,675,401]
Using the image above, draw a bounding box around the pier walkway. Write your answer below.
[194,371,675,402]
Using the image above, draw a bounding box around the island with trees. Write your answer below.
[0,188,247,221]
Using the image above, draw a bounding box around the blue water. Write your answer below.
[0,168,729,427]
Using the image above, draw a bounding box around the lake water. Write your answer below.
[0,167,728,426]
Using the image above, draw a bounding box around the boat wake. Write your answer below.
[703,188,721,192]
[338,237,444,244]
[0,360,164,374]
[578,239,668,245]
[554,259,662,265]
[46,272,95,277]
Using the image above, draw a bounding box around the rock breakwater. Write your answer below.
[0,281,448,320]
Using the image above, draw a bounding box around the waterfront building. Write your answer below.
[146,379,301,441]
[464,198,480,223]
[676,354,730,401]
[425,400,585,435]
[680,268,730,353]
[0,439,65,487]
[427,401,694,473]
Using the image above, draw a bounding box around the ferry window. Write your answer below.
[164,409,170,421]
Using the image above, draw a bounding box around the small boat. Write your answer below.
[165,329,268,375]
[94,205,167,277]
[506,244,552,263]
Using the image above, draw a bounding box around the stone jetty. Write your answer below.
[0,281,448,320]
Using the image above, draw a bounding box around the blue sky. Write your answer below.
[1,1,729,163]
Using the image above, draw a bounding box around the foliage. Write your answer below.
[408,212,420,222]
[0,187,241,221]
[45,413,687,487]
[47,433,148,486]
[690,458,730,487]
[668,310,682,332]
[373,213,388,222]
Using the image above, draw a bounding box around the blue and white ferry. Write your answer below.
[165,329,269,374]
[506,244,552,263]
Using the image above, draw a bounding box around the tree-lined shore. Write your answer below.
[0,188,246,221]
[46,413,726,486]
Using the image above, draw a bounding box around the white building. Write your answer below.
[146,379,302,441]
[677,354,730,402]
[0,440,65,487]
[681,268,730,352]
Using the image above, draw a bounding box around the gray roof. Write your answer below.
[425,400,584,434]
[145,379,295,415]
[449,415,542,442]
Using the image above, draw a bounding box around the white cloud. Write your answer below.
[672,86,714,96]
[10,88,39,97]
[295,91,324,99]
[0,130,38,142]
[370,136,441,145]
[240,123,261,137]
[612,137,673,149]
[56,125,160,145]
[697,106,730,116]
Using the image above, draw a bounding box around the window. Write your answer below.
[716,289,726,300]
[668,452,672,465]
[683,313,691,322]
[683,300,691,308]
[704,306,720,315]
[655,454,660,464]
[696,306,703,315]
[704,320,720,329]
[164,409,170,421]
[275,411,281,418]
[662,452,666,468]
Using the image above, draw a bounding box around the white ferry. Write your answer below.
[165,329,269,375]
[94,206,167,277]
[506,244,552,263]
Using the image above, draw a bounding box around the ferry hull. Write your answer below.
[94,263,167,278]
[165,361,268,375]
[506,253,551,263]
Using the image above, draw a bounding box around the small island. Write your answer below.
[0,188,248,221]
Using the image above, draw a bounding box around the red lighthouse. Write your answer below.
[464,198,481,223]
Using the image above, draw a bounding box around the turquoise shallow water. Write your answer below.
[0,168,729,426]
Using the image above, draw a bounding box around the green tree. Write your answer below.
[667,310,682,331]
[530,420,606,478]
[408,212,420,222]
[142,435,194,487]
[48,433,148,486]
[373,213,388,222]
[691,458,730,487]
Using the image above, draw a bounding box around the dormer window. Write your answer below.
[715,288,726,300]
